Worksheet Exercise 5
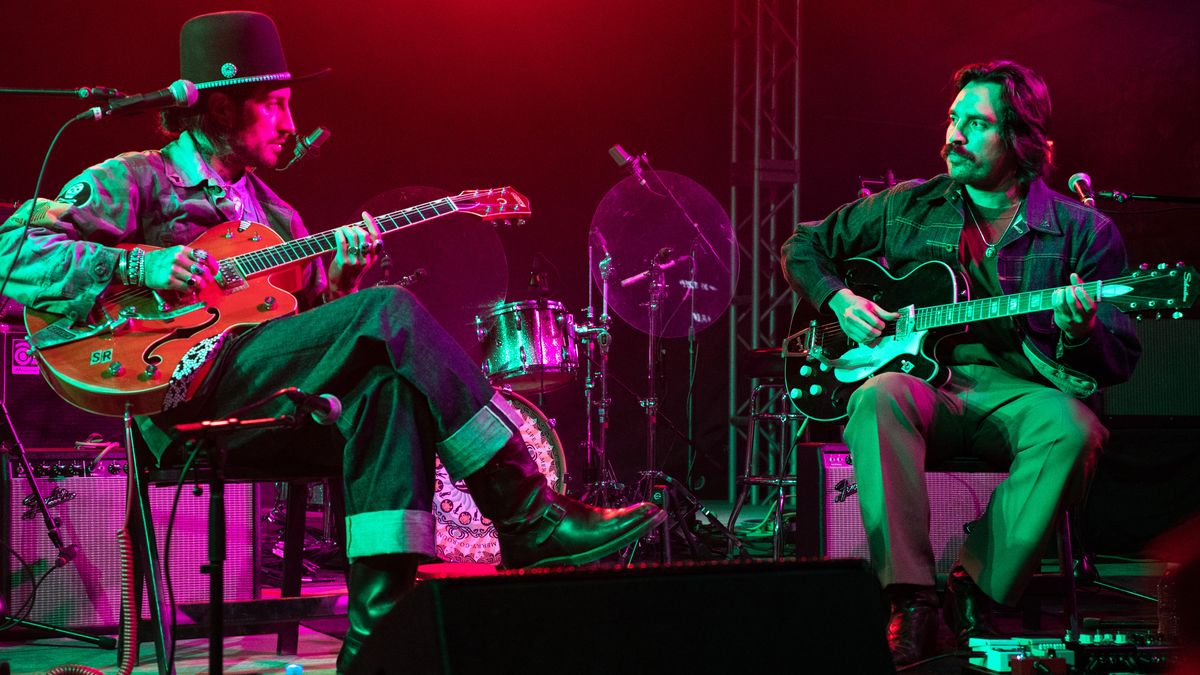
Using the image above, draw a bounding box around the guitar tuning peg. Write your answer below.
[1138,263,1150,271]
[1177,261,1186,268]
[517,219,526,226]
[502,219,512,227]
[1172,311,1184,319]
[1157,262,1168,270]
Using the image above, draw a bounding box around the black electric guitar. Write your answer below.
[782,257,1195,421]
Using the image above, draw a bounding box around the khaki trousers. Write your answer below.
[843,364,1105,605]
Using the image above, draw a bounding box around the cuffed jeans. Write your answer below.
[140,286,523,561]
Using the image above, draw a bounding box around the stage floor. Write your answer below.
[0,503,1169,674]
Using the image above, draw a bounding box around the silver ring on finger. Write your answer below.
[348,246,359,254]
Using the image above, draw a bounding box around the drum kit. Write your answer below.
[361,157,741,564]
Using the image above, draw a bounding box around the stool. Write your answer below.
[728,382,809,559]
[122,422,345,674]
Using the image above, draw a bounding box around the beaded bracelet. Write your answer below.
[127,248,146,288]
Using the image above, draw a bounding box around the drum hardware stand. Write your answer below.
[624,255,744,563]
[0,399,117,649]
[579,247,627,507]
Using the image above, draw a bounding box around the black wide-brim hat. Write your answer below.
[180,11,329,91]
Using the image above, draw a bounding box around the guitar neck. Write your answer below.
[230,197,460,277]
[915,281,1104,330]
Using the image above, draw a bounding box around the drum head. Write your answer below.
[432,389,565,564]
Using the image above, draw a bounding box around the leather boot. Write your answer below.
[944,565,1000,647]
[464,436,666,568]
[336,554,419,674]
[884,584,940,666]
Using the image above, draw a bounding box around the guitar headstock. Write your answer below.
[1102,262,1195,317]
[454,187,531,226]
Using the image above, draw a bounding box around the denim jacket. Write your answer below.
[782,174,1141,393]
[0,130,326,322]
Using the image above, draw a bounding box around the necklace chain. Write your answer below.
[966,198,1024,258]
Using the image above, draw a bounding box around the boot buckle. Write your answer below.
[542,502,567,527]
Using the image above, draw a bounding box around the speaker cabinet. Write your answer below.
[1,322,124,448]
[2,448,257,630]
[354,559,894,674]
[1102,319,1200,418]
[797,443,1006,576]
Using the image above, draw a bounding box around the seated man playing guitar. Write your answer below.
[0,11,663,672]
[783,61,1143,666]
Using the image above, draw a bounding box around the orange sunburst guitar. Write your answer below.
[24,187,530,417]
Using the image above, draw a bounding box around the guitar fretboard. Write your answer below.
[231,198,459,276]
[914,282,1103,330]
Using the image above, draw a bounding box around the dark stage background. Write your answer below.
[2,1,1197,548]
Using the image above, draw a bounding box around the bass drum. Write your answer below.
[432,388,565,565]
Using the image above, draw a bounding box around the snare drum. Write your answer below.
[432,388,565,564]
[476,299,578,393]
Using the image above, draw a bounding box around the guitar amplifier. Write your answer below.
[796,443,1006,576]
[1,321,124,448]
[1,447,258,630]
[1102,319,1200,418]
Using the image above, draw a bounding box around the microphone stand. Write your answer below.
[0,399,116,648]
[0,86,124,101]
[1096,189,1200,205]
[171,412,302,675]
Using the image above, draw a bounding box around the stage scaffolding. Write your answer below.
[727,0,802,504]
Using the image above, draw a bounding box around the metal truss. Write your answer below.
[727,0,802,503]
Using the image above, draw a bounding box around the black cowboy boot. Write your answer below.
[884,584,940,666]
[464,436,666,568]
[336,554,419,674]
[944,565,1000,647]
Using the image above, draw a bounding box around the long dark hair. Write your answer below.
[159,86,255,157]
[953,60,1054,185]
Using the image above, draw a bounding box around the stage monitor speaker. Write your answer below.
[796,443,1006,577]
[354,559,894,674]
[1,448,257,630]
[1,322,124,448]
[1102,319,1200,418]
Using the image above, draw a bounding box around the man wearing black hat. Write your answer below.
[0,11,664,670]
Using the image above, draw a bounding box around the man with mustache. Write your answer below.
[783,61,1140,665]
[0,11,664,671]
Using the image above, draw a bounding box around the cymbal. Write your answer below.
[589,170,737,338]
[356,186,508,359]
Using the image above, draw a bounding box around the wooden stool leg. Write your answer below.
[275,481,308,654]
[126,421,174,675]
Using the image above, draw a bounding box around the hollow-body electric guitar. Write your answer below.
[782,257,1195,421]
[24,188,530,417]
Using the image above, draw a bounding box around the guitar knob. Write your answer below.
[809,384,824,396]
[799,365,813,377]
[106,362,125,377]
[259,296,277,311]
[140,364,159,381]
[818,362,831,372]
[788,388,803,400]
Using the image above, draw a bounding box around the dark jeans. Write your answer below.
[140,286,519,559]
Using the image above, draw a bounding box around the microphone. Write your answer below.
[1068,172,1096,208]
[278,126,332,171]
[284,389,343,425]
[78,79,198,121]
[609,143,649,187]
